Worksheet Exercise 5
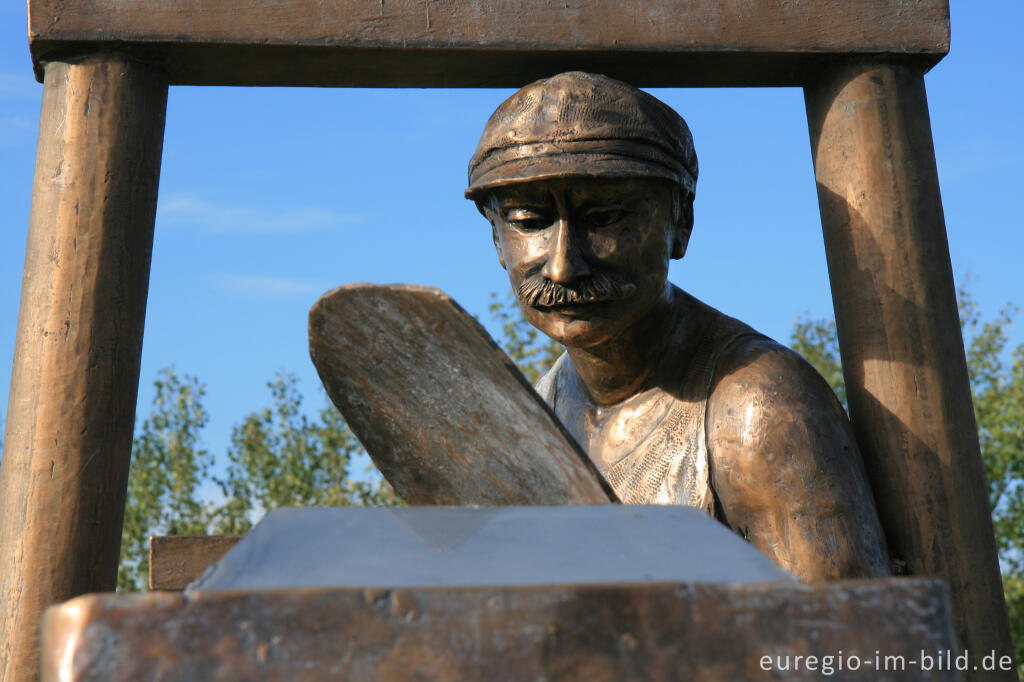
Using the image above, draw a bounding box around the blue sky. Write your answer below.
[1,2,1021,462]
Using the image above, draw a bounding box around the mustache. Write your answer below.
[517,271,638,308]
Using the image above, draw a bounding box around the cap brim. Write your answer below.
[465,153,684,200]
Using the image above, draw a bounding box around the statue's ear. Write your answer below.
[670,189,694,260]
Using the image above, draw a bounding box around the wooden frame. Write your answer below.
[26,0,949,87]
[1,1,1014,679]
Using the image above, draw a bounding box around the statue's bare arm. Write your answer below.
[705,337,890,581]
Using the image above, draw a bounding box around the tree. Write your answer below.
[119,368,213,591]
[789,317,846,408]
[214,373,397,535]
[789,284,1024,674]
[119,370,395,591]
[960,290,1024,575]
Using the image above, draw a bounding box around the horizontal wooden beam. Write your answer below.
[28,0,949,87]
[149,536,242,591]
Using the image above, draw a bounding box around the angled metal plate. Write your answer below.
[187,505,795,592]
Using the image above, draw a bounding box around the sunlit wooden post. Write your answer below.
[805,61,1015,678]
[0,54,166,680]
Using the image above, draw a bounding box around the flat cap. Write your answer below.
[466,72,697,200]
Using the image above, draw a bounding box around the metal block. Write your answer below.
[41,579,960,681]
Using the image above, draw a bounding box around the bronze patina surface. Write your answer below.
[41,579,959,681]
[469,72,889,582]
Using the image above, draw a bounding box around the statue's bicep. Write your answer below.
[706,340,889,580]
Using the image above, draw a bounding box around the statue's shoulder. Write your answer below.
[704,325,851,470]
[675,290,834,411]
[692,291,859,487]
[696,299,888,580]
[709,331,842,416]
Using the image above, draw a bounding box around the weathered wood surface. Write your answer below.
[805,62,1015,680]
[40,579,960,681]
[149,536,243,591]
[0,54,167,682]
[28,0,949,86]
[309,284,616,505]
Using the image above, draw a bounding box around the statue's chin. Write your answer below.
[524,307,620,350]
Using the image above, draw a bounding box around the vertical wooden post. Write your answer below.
[805,62,1015,676]
[0,54,166,681]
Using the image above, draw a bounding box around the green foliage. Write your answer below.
[1004,574,1024,679]
[119,370,395,591]
[789,284,1024,672]
[959,289,1024,573]
[489,290,564,383]
[958,287,1024,679]
[214,373,397,535]
[789,316,846,408]
[119,368,213,591]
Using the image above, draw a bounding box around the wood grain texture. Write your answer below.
[805,62,1015,679]
[309,284,616,505]
[27,0,949,86]
[40,579,960,681]
[149,536,243,591]
[0,54,167,682]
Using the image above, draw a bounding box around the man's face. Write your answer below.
[485,177,683,349]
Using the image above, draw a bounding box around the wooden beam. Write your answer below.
[0,54,166,682]
[149,536,243,591]
[805,62,1016,678]
[28,0,949,87]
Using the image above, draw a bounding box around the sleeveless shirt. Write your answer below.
[534,292,763,513]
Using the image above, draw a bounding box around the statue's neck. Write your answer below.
[565,287,683,406]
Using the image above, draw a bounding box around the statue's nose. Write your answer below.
[541,218,591,284]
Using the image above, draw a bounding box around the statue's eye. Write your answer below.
[503,207,549,232]
[583,208,628,228]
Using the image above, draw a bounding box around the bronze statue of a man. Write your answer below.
[466,72,889,581]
